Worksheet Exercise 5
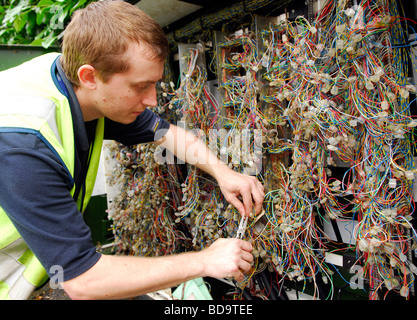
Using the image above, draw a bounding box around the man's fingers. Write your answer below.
[226,186,263,217]
[234,259,253,282]
[239,238,253,253]
[241,187,254,216]
[234,271,245,283]
[235,240,253,275]
[239,178,265,216]
[226,194,246,217]
[251,177,265,213]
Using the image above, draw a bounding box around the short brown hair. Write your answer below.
[61,0,169,86]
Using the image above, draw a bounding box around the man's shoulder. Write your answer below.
[0,131,59,160]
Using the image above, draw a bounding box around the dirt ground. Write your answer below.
[30,281,155,300]
[31,282,71,300]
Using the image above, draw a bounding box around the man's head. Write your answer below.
[61,0,169,87]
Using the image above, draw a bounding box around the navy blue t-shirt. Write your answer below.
[0,57,170,282]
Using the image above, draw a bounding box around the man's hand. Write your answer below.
[155,125,265,217]
[62,237,254,299]
[215,167,265,217]
[197,238,253,282]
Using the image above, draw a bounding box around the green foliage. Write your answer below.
[0,0,92,48]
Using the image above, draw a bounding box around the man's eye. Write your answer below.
[135,86,147,92]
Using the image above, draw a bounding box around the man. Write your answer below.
[0,0,264,299]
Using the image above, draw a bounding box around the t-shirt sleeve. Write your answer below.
[0,132,101,281]
[104,108,171,145]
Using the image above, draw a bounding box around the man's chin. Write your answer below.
[123,113,141,124]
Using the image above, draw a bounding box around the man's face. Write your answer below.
[93,42,164,124]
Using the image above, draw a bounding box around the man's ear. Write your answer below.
[77,65,98,90]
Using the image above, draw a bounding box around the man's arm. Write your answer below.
[62,238,252,300]
[63,124,264,299]
[154,124,265,217]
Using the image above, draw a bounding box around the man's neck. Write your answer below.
[74,87,101,122]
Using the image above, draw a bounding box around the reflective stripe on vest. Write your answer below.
[0,53,104,299]
[0,94,75,182]
[0,238,48,300]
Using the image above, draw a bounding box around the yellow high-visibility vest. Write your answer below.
[0,53,104,299]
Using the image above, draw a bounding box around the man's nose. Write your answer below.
[141,86,157,107]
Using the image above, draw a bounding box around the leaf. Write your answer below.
[24,10,37,35]
[30,38,43,46]
[0,27,12,38]
[41,31,57,48]
[32,27,46,40]
[1,0,93,45]
[56,28,64,40]
[36,7,46,25]
[37,0,54,6]
[4,0,29,24]
[13,10,28,33]
[70,0,87,14]
[49,4,67,31]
